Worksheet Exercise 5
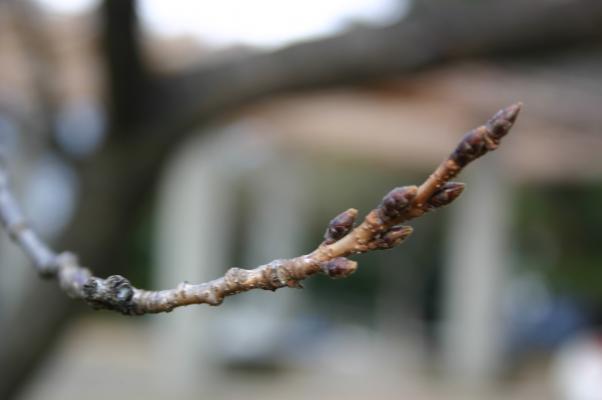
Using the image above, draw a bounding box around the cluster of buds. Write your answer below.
[378,185,418,221]
[451,103,520,168]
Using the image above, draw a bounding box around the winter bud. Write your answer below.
[450,129,488,167]
[378,186,417,220]
[452,103,521,167]
[324,208,358,244]
[427,182,465,209]
[373,225,413,249]
[321,257,358,279]
[486,102,521,140]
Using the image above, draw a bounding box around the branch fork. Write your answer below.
[0,103,522,315]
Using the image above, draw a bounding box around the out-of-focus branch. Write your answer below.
[100,0,150,131]
[150,0,600,137]
[0,104,521,315]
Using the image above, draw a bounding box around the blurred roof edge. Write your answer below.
[244,59,602,184]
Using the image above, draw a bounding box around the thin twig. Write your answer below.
[0,103,521,315]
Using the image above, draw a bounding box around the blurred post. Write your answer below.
[214,149,309,363]
[152,128,234,394]
[152,123,305,393]
[0,117,40,323]
[441,157,510,384]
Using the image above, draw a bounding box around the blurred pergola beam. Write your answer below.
[152,0,602,141]
[247,82,602,183]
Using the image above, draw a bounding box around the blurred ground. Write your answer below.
[19,316,553,400]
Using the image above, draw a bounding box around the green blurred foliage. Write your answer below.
[514,183,602,302]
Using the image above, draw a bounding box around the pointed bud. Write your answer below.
[321,257,358,279]
[451,103,521,167]
[324,208,358,244]
[378,186,418,220]
[375,225,413,249]
[486,102,522,140]
[450,129,489,167]
[427,182,465,209]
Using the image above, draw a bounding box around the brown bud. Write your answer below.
[486,102,522,140]
[451,103,521,167]
[450,129,488,167]
[321,257,358,279]
[427,182,465,209]
[378,186,418,220]
[324,208,358,244]
[375,225,413,249]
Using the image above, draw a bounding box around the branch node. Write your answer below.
[83,275,137,315]
[224,267,248,288]
[206,285,224,306]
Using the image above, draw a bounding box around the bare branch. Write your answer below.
[0,104,521,315]
[0,163,57,275]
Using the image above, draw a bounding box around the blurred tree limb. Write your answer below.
[1,0,601,397]
[101,0,151,131]
[150,0,602,138]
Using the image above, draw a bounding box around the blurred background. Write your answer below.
[1,0,602,399]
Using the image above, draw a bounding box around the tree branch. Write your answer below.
[0,104,521,315]
[151,0,600,137]
[100,0,150,131]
